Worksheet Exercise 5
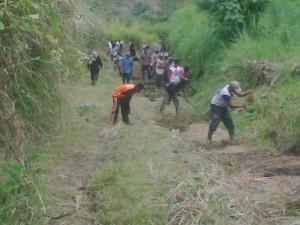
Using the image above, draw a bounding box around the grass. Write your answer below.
[165,0,300,153]
[6,58,295,225]
[2,0,300,224]
[0,158,50,225]
[105,17,159,48]
[90,151,186,224]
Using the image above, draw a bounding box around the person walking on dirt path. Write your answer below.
[110,40,116,61]
[129,41,136,57]
[140,49,151,81]
[107,40,112,57]
[121,52,133,84]
[113,54,122,77]
[111,83,144,125]
[150,50,160,79]
[87,51,103,86]
[207,81,254,142]
[140,41,148,55]
[155,54,166,88]
[160,71,190,115]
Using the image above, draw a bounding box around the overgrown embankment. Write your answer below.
[101,0,300,153]
[164,0,300,154]
[0,0,102,223]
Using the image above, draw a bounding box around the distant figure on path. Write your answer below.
[121,52,134,84]
[87,51,102,86]
[140,49,151,81]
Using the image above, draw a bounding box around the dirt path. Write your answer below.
[45,69,300,224]
[184,123,300,223]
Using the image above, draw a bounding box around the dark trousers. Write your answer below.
[123,73,131,84]
[113,99,129,124]
[141,65,150,81]
[149,66,155,79]
[90,71,99,84]
[155,73,163,88]
[163,69,169,85]
[160,91,179,113]
[209,104,234,132]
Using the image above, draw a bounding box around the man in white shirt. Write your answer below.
[168,59,184,85]
[208,81,253,141]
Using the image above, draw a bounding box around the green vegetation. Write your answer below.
[1,0,300,224]
[0,0,100,223]
[0,160,47,224]
[195,0,269,40]
[162,0,300,153]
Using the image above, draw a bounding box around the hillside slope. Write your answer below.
[44,63,300,225]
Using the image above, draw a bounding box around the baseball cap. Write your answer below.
[229,81,241,92]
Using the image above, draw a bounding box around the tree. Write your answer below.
[195,0,269,40]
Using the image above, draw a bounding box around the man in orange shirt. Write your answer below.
[111,83,144,125]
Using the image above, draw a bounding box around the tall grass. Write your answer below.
[0,157,50,224]
[167,5,223,79]
[164,0,300,152]
[104,17,159,48]
[89,124,181,224]
[211,0,300,151]
[0,0,102,223]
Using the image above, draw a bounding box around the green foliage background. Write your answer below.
[0,0,101,223]
[1,0,300,223]
[162,0,300,153]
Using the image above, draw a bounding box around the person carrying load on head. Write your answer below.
[87,51,103,86]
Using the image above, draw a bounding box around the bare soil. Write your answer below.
[46,78,300,224]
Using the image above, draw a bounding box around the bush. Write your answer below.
[196,0,269,41]
[131,2,150,16]
[167,6,223,79]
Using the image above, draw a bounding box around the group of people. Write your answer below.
[108,40,125,61]
[108,40,191,127]
[111,78,253,143]
[109,40,179,87]
[87,41,253,143]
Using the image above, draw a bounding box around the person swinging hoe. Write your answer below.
[207,81,253,142]
[111,83,144,125]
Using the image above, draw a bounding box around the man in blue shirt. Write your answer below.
[121,52,133,84]
[208,81,253,142]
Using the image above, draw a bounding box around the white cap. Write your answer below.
[229,81,241,92]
